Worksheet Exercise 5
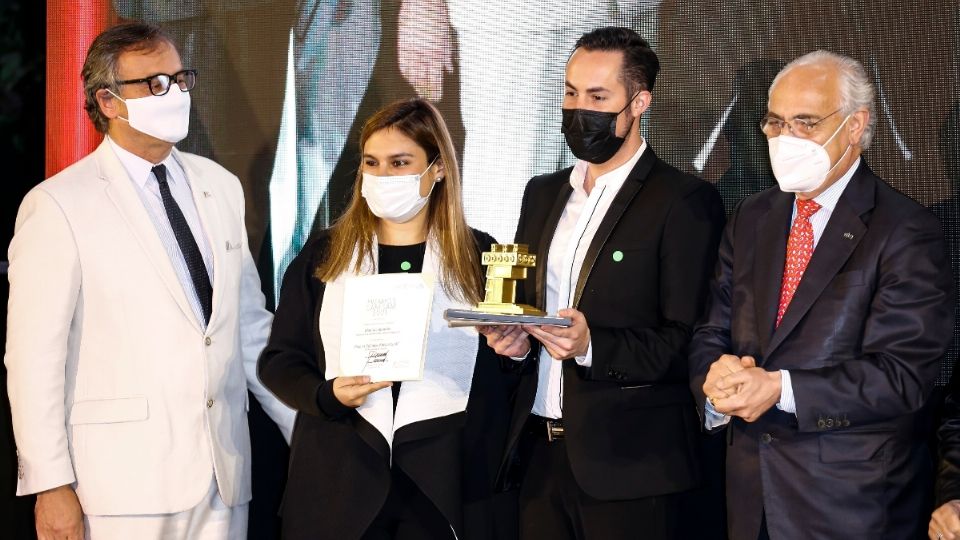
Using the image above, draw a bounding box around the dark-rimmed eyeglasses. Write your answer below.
[760,109,840,137]
[116,69,198,97]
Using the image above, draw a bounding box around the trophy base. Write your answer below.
[475,302,546,316]
[443,309,572,328]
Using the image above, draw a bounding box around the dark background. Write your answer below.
[0,1,47,538]
[3,1,960,539]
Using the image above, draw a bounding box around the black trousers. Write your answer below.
[361,467,451,540]
[517,432,680,540]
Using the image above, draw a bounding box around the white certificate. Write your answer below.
[339,273,435,382]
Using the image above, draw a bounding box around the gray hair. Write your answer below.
[770,50,877,150]
[81,22,174,133]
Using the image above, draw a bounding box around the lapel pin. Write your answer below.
[612,250,624,262]
[843,232,854,240]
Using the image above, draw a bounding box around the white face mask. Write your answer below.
[108,87,191,143]
[361,159,439,223]
[768,114,851,193]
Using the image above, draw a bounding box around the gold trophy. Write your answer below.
[444,244,571,327]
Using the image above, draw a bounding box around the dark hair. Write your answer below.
[574,27,660,94]
[81,22,175,133]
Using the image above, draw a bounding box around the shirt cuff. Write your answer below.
[704,397,731,429]
[575,341,593,367]
[508,347,531,362]
[774,369,796,415]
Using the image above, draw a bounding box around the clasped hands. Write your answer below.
[703,354,782,423]
[929,500,960,539]
[479,308,590,361]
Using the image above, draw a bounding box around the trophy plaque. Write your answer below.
[444,244,572,327]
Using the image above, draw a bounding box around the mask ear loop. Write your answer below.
[418,156,442,200]
[422,156,444,184]
[568,90,646,137]
[104,88,131,123]
[821,114,853,177]
[420,156,439,177]
[820,113,852,148]
[618,90,643,116]
[612,90,644,135]
[824,143,853,178]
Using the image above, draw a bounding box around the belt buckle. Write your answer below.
[546,419,564,442]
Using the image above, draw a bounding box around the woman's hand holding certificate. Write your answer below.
[332,376,393,407]
[339,273,436,382]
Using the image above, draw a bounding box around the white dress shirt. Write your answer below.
[107,137,214,328]
[531,141,648,419]
[705,158,861,428]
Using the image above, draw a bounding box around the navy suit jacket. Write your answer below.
[689,160,954,540]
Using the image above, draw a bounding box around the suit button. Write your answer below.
[205,337,212,346]
[206,399,215,408]
[760,433,772,443]
[843,418,850,427]
[817,418,826,429]
[827,418,835,428]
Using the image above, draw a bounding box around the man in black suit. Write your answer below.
[483,26,725,539]
[689,50,954,540]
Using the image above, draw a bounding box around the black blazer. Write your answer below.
[689,161,955,540]
[499,146,726,500]
[258,229,518,540]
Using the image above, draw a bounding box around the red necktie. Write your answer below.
[776,199,821,327]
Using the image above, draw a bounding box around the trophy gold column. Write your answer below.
[476,244,546,316]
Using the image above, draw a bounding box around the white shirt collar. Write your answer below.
[569,138,648,194]
[106,136,179,189]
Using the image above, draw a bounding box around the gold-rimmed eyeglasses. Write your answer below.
[760,109,840,137]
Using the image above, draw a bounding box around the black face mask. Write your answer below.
[561,92,640,164]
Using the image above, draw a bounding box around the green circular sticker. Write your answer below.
[612,250,624,262]
[400,261,412,271]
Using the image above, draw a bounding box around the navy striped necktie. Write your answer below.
[152,164,213,324]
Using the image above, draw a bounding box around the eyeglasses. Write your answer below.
[116,69,198,96]
[760,109,840,137]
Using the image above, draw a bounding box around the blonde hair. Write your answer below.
[317,99,483,304]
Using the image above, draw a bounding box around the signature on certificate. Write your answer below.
[363,348,389,372]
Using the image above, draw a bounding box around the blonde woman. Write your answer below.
[259,99,517,540]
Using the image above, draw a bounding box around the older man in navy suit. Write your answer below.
[689,50,954,540]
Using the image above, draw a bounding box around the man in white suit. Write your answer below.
[5,22,295,539]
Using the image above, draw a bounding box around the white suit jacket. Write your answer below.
[5,140,296,515]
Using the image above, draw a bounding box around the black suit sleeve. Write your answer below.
[688,198,740,426]
[587,183,726,384]
[790,207,954,432]
[257,242,353,419]
[509,182,541,375]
